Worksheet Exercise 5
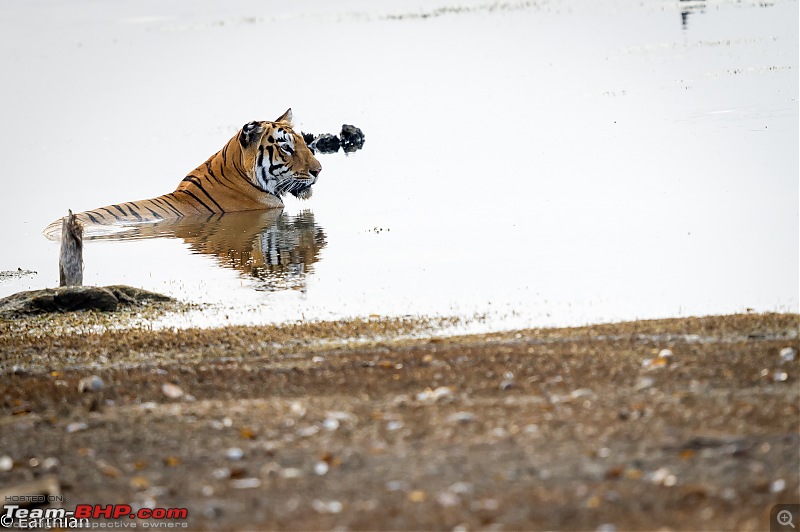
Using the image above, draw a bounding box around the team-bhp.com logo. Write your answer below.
[1,504,188,528]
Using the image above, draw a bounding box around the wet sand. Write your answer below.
[1,312,798,530]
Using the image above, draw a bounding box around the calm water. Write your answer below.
[1,0,797,330]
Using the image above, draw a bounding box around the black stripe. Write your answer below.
[112,204,127,216]
[202,166,223,186]
[85,212,100,224]
[216,163,237,188]
[266,145,288,175]
[189,179,225,212]
[205,160,222,184]
[228,152,265,193]
[213,153,240,188]
[155,197,184,217]
[186,173,231,193]
[178,189,214,213]
[125,203,143,222]
[209,165,239,191]
[144,206,162,219]
[197,172,231,191]
[230,146,250,177]
[101,207,122,221]
[270,164,288,175]
[166,195,187,218]
[217,160,229,180]
[146,199,172,216]
[231,154,245,175]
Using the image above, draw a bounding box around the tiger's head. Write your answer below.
[238,109,322,200]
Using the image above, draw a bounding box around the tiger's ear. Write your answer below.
[239,121,265,147]
[275,108,293,126]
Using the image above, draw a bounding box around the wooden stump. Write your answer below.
[59,209,83,287]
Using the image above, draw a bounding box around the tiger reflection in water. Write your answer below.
[208,210,326,292]
[82,210,326,292]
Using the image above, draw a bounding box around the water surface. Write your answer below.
[1,0,797,330]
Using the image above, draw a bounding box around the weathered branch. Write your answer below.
[59,209,84,287]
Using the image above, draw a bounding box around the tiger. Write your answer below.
[43,109,321,239]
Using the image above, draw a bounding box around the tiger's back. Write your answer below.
[43,109,321,240]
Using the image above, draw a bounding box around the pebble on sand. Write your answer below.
[386,420,404,431]
[66,421,89,433]
[635,377,655,391]
[161,383,184,399]
[225,447,244,461]
[42,457,60,471]
[314,461,329,476]
[290,401,307,418]
[447,412,476,424]
[780,347,796,363]
[416,386,454,402]
[770,478,786,493]
[312,499,343,514]
[280,467,303,479]
[773,371,788,382]
[231,478,261,489]
[436,491,460,507]
[78,375,104,393]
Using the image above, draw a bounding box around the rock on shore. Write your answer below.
[0,285,172,317]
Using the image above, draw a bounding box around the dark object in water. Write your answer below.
[59,209,83,287]
[340,124,366,153]
[301,124,365,155]
[313,134,341,154]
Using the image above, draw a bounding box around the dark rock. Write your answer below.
[313,134,341,154]
[107,285,173,302]
[340,124,365,153]
[27,292,58,313]
[0,285,173,318]
[55,286,118,312]
[112,288,137,305]
[301,125,365,155]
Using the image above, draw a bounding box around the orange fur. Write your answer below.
[44,109,321,240]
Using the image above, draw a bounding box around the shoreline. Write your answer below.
[2,312,798,529]
[1,310,797,371]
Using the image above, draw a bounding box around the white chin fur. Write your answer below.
[295,187,313,200]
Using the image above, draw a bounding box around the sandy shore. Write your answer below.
[1,312,798,530]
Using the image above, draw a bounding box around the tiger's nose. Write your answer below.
[310,166,321,178]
